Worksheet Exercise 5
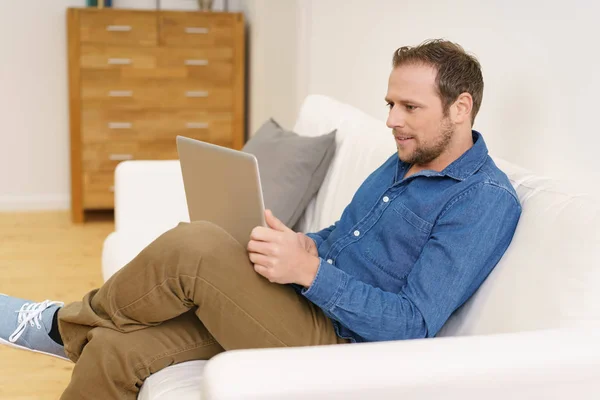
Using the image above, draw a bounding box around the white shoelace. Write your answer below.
[9,300,64,343]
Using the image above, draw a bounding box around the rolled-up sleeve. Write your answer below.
[301,258,347,309]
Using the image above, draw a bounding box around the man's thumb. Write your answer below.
[265,209,288,232]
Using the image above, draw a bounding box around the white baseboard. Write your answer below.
[0,194,70,211]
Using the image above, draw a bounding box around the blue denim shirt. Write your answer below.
[300,131,521,343]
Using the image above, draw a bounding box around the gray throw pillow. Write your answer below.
[242,119,336,228]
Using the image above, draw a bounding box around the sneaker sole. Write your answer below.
[0,293,70,362]
[0,336,71,362]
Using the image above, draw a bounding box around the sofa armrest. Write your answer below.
[113,160,189,233]
[202,328,600,400]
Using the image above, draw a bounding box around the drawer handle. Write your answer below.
[185,27,209,34]
[108,58,132,65]
[106,25,132,32]
[186,122,209,129]
[108,122,132,129]
[185,90,209,98]
[109,154,134,161]
[108,90,133,97]
[184,59,209,66]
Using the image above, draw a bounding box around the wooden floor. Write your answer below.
[0,211,114,400]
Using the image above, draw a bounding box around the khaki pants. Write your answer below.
[57,221,347,399]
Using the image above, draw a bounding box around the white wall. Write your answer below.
[241,0,303,135]
[0,0,85,210]
[303,0,600,197]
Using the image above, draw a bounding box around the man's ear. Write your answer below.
[451,93,473,125]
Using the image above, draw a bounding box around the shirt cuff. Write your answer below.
[305,232,324,249]
[301,258,347,311]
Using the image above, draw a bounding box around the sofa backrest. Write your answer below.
[293,95,600,335]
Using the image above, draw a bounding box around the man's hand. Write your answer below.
[247,210,320,287]
[297,232,319,257]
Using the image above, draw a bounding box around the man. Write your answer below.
[0,39,521,399]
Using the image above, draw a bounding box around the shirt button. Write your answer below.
[354,230,360,237]
[383,196,390,203]
[327,259,333,264]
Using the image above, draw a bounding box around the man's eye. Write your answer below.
[406,105,417,111]
[386,102,394,109]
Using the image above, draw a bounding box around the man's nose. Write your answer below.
[386,109,405,129]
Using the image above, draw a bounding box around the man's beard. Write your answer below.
[400,118,454,165]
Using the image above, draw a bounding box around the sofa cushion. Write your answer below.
[242,118,336,228]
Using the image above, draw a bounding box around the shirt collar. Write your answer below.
[395,130,489,182]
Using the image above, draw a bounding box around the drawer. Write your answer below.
[82,140,180,209]
[82,134,234,172]
[81,108,234,145]
[80,44,159,70]
[81,78,233,109]
[80,10,157,46]
[83,171,114,209]
[82,140,177,171]
[159,12,235,47]
[80,45,181,81]
[158,48,234,83]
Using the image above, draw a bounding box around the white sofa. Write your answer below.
[102,95,600,399]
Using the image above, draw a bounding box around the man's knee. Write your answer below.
[165,220,243,254]
[139,220,249,280]
[176,220,231,237]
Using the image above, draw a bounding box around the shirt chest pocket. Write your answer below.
[363,203,433,280]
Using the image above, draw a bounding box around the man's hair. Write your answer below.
[392,39,484,125]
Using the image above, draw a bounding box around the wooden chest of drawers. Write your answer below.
[67,8,245,222]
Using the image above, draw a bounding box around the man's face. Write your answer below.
[385,64,454,166]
